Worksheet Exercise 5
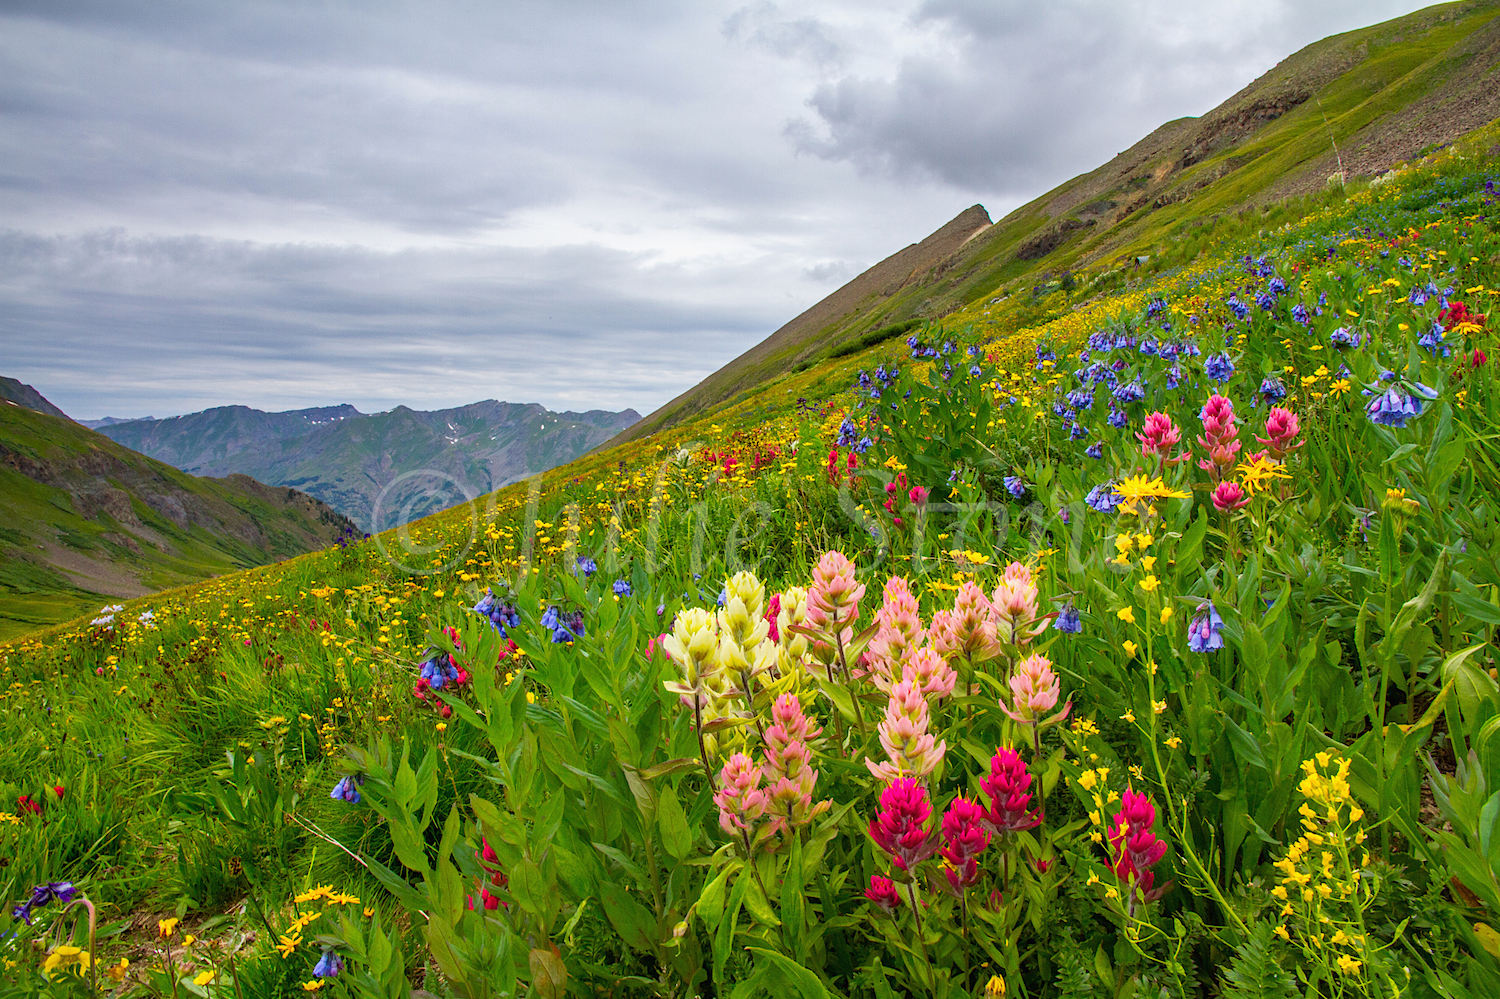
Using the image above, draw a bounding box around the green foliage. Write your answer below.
[1220,922,1300,999]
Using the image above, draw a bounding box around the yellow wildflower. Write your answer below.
[158,918,179,939]
[42,946,91,979]
[1139,575,1160,593]
[1117,607,1136,624]
[195,971,216,986]
[1165,735,1182,749]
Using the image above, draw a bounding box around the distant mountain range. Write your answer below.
[0,386,358,639]
[78,415,155,429]
[96,400,640,531]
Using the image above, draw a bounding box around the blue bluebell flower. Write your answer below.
[1084,482,1119,511]
[613,579,632,597]
[1226,295,1250,321]
[1056,604,1082,634]
[1408,285,1428,306]
[1065,388,1094,410]
[1138,339,1159,357]
[1204,353,1235,382]
[1418,323,1450,357]
[1365,386,1424,427]
[1291,303,1309,326]
[575,556,598,578]
[1268,276,1287,295]
[1112,380,1145,404]
[1146,298,1167,318]
[1166,364,1183,390]
[539,605,559,631]
[1004,476,1026,498]
[1085,442,1105,460]
[1187,601,1225,653]
[1329,326,1360,349]
[313,949,345,978]
[1107,407,1129,429]
[970,365,982,377]
[330,775,363,804]
[1255,291,1276,312]
[1259,376,1286,403]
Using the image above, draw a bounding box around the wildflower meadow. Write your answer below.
[3,134,1500,999]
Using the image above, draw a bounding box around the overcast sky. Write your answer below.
[0,0,1438,421]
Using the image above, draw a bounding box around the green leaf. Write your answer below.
[745,947,829,999]
[1444,643,1500,721]
[742,870,782,927]
[1224,718,1267,770]
[657,783,693,861]
[639,758,703,780]
[697,865,734,926]
[600,882,659,953]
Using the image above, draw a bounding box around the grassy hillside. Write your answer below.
[606,0,1500,450]
[0,402,358,639]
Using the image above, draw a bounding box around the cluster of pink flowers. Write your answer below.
[1137,411,1188,465]
[1196,394,1241,483]
[865,576,927,686]
[929,581,1003,663]
[804,550,866,667]
[868,778,940,872]
[761,695,832,832]
[1212,481,1251,512]
[714,695,830,840]
[940,796,992,890]
[1256,406,1302,459]
[866,677,948,782]
[979,749,1041,833]
[1108,789,1171,908]
[989,562,1050,647]
[714,753,767,836]
[1000,653,1069,730]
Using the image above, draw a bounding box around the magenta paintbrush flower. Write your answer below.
[1108,788,1171,903]
[1256,406,1302,459]
[1137,411,1187,464]
[941,795,991,890]
[1196,394,1242,483]
[865,874,903,912]
[979,748,1042,833]
[1211,481,1252,512]
[868,777,939,872]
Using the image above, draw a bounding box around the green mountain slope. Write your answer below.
[606,0,1500,447]
[0,400,358,639]
[98,400,640,531]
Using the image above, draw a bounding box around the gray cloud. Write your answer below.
[785,0,1439,192]
[0,1,1440,421]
